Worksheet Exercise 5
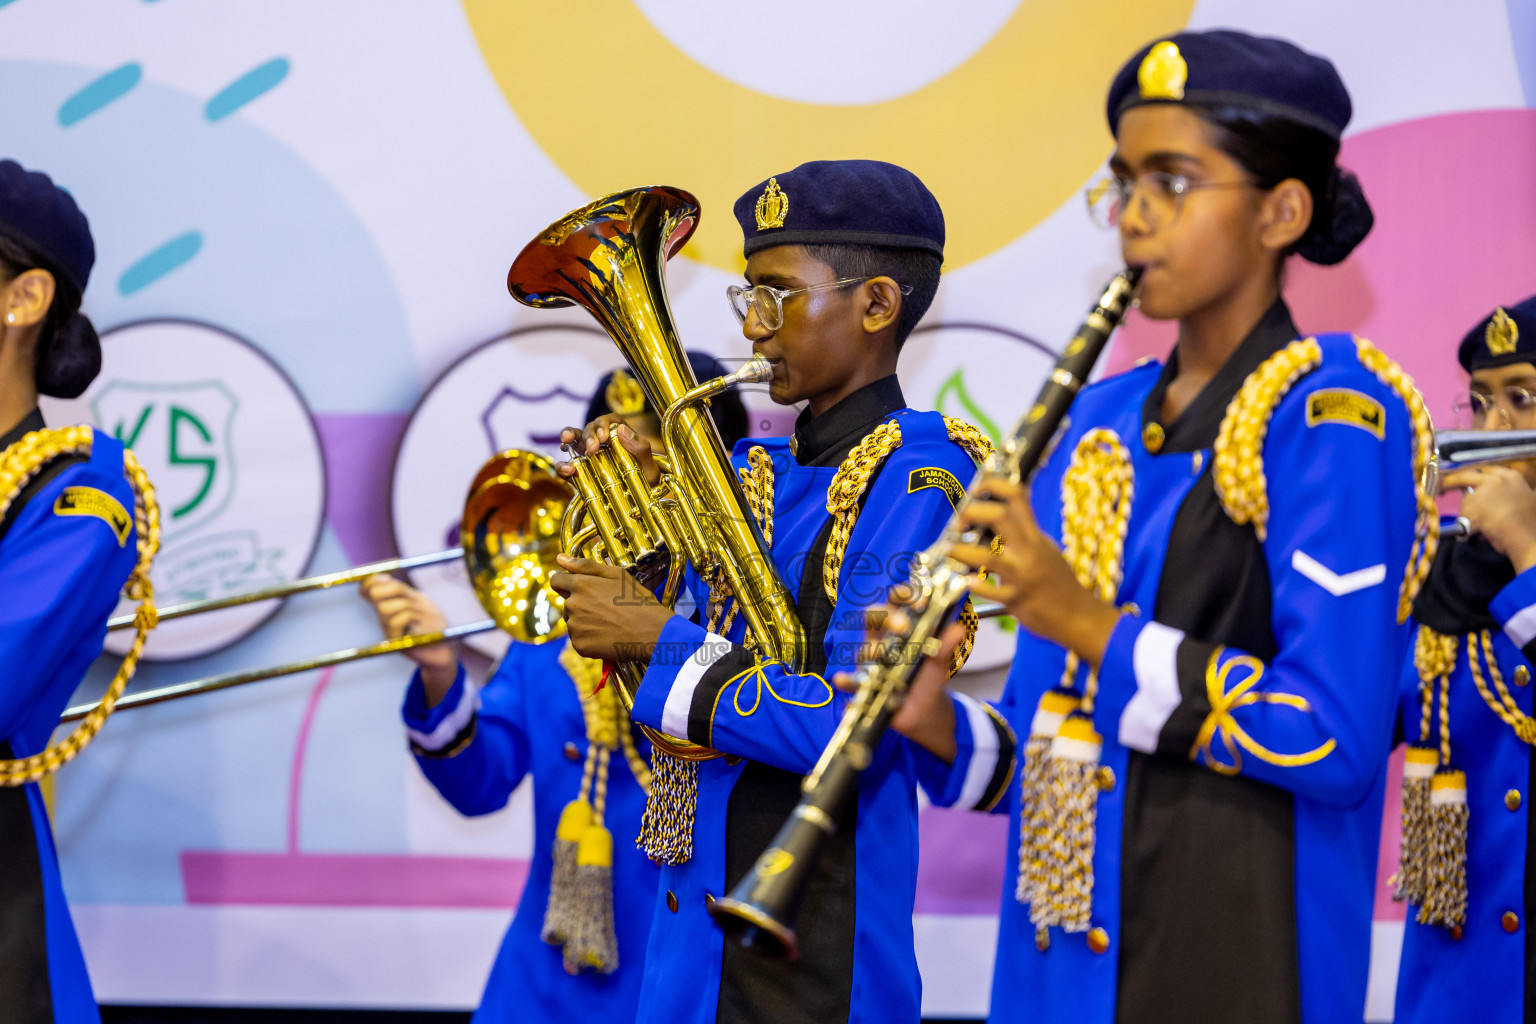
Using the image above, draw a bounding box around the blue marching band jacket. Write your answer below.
[627,376,986,1024]
[401,636,658,1023]
[1,409,139,1024]
[916,306,1428,1024]
[1394,537,1536,1022]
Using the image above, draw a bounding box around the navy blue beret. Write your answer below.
[0,159,94,293]
[1107,30,1352,140]
[733,160,943,260]
[587,350,749,450]
[1458,295,1536,372]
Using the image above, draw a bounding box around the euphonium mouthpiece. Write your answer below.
[729,354,775,386]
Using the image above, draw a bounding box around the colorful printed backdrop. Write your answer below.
[7,1,1534,1019]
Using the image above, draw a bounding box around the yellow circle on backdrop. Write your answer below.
[463,0,1192,272]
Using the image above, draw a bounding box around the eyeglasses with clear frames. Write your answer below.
[1452,386,1536,428]
[726,278,911,331]
[1085,171,1258,231]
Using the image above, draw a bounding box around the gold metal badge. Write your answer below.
[1142,421,1165,453]
[1488,307,1519,356]
[605,369,646,416]
[1138,41,1187,101]
[754,177,789,230]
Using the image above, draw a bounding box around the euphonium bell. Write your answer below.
[507,187,807,760]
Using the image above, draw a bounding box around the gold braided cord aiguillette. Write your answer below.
[1468,630,1536,745]
[941,416,994,675]
[1213,338,1322,542]
[942,416,996,465]
[823,421,903,604]
[0,427,160,786]
[1354,338,1438,622]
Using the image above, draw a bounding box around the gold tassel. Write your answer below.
[564,748,619,974]
[1395,746,1437,904]
[542,795,592,947]
[1032,712,1102,934]
[1419,769,1468,931]
[544,643,647,971]
[1016,688,1078,905]
[636,747,697,865]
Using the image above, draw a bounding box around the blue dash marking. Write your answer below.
[58,64,142,127]
[205,57,289,122]
[118,231,203,296]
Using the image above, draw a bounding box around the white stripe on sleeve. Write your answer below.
[406,678,481,752]
[1118,621,1186,754]
[1505,603,1536,650]
[954,692,1002,810]
[660,632,734,739]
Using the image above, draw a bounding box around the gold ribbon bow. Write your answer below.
[1191,650,1336,776]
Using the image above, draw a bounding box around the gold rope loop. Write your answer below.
[942,415,995,465]
[1414,627,1458,739]
[1213,338,1323,542]
[1056,429,1134,712]
[1354,338,1438,622]
[0,428,160,786]
[942,417,994,675]
[559,642,649,793]
[1467,629,1536,748]
[822,421,903,604]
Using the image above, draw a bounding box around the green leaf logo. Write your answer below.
[934,369,1001,445]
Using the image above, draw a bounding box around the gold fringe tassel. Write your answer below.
[1016,689,1078,905]
[565,748,619,973]
[636,747,698,865]
[1021,429,1131,943]
[541,644,641,973]
[1419,769,1468,931]
[1395,746,1437,904]
[1032,713,1102,933]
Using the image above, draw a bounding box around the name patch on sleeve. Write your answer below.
[1306,389,1384,440]
[54,486,132,546]
[908,466,965,508]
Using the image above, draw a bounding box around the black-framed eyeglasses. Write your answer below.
[1452,386,1536,428]
[725,278,911,331]
[1086,171,1258,230]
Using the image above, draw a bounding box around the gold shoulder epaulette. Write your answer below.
[1354,338,1437,622]
[1213,337,1323,542]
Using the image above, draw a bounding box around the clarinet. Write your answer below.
[705,268,1144,959]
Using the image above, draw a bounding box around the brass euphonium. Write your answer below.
[507,186,808,760]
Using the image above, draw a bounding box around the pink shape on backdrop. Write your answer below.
[314,412,411,565]
[180,850,529,908]
[915,806,1012,915]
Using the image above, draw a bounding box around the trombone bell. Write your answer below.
[462,450,569,644]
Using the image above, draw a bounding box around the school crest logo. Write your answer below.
[43,320,325,660]
[93,380,237,540]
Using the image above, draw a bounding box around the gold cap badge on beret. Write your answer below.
[1138,41,1187,101]
[1488,307,1519,356]
[605,369,646,417]
[754,177,789,231]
